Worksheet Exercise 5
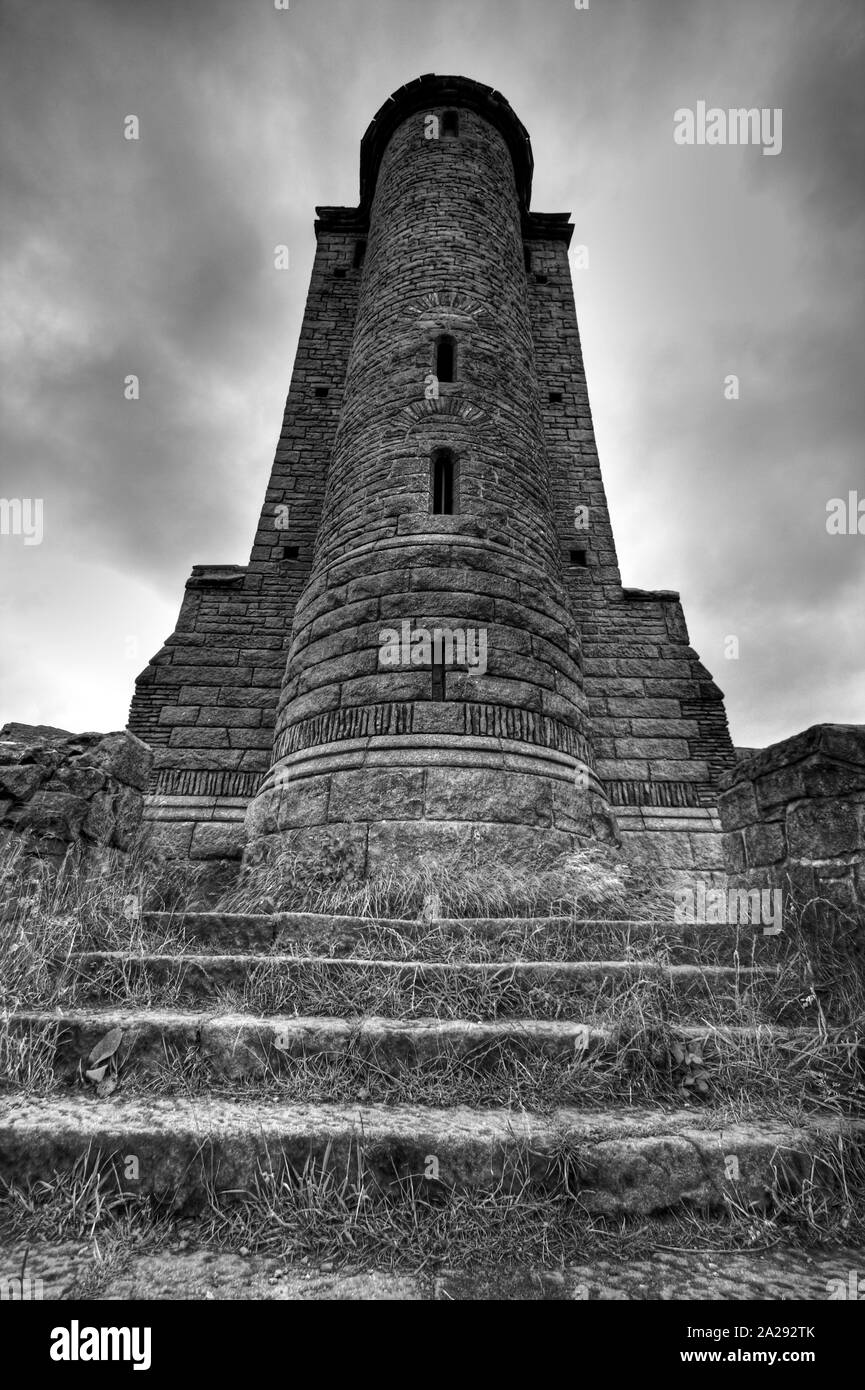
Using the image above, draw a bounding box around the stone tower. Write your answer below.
[129,75,736,876]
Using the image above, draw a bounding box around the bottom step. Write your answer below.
[1,1096,861,1218]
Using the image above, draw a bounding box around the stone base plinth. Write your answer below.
[244,735,618,876]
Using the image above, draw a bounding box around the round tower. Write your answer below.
[245,76,617,873]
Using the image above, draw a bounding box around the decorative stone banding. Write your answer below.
[271,700,589,766]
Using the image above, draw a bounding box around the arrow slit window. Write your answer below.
[431,449,458,515]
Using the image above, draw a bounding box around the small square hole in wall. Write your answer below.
[282,545,300,560]
[549,391,563,403]
[534,273,548,284]
[314,387,329,398]
[569,549,587,567]
[333,268,347,278]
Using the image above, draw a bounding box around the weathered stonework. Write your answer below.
[129,75,736,873]
[718,724,865,927]
[0,723,152,868]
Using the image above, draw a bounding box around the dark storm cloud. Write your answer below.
[0,0,862,741]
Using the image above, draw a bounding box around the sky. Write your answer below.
[0,0,862,749]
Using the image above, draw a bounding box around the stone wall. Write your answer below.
[0,724,152,868]
[718,724,865,926]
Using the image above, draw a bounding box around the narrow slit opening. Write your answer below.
[431,449,457,515]
[434,335,456,384]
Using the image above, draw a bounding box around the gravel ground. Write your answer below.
[2,1240,863,1301]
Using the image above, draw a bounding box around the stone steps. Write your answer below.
[143,910,783,964]
[2,1093,861,1217]
[5,1007,824,1080]
[4,909,854,1238]
[72,952,777,989]
[67,950,778,1016]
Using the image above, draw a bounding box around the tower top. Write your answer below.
[359,74,534,214]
